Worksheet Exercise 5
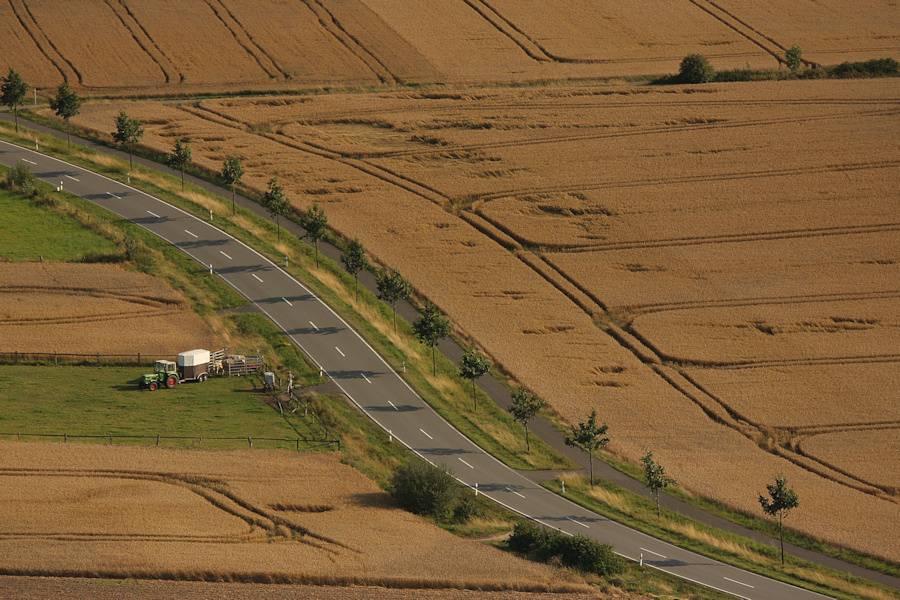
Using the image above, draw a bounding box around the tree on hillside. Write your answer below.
[300,202,328,267]
[167,138,192,189]
[220,155,244,215]
[113,109,144,170]
[376,269,411,332]
[786,45,803,74]
[565,409,610,488]
[679,54,715,84]
[759,474,799,565]
[341,237,369,301]
[262,176,289,241]
[1,68,28,134]
[49,82,81,148]
[641,449,676,519]
[459,346,489,411]
[509,386,544,453]
[413,302,451,376]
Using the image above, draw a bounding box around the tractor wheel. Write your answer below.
[198,373,208,383]
[149,381,158,391]
[166,376,178,389]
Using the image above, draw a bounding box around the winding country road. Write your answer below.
[0,138,836,600]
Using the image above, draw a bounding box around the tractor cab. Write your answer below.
[140,360,180,391]
[154,360,177,376]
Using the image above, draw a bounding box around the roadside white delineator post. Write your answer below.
[209,209,213,221]
[127,173,130,184]
[59,181,63,191]
[402,361,406,373]
[475,483,478,497]
[35,141,38,150]
[640,553,643,566]
[285,256,288,267]
[209,263,213,274]
[388,430,392,443]
[561,481,565,494]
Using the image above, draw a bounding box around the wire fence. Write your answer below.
[0,431,340,451]
[0,351,171,366]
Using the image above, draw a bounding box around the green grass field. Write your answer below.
[0,187,117,260]
[0,366,331,450]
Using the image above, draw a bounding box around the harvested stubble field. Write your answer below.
[1,0,898,93]
[0,262,218,355]
[67,77,900,562]
[0,442,584,593]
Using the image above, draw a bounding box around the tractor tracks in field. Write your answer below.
[297,0,398,85]
[346,106,900,161]
[0,468,356,554]
[178,102,899,506]
[103,0,181,84]
[6,0,80,85]
[201,0,286,80]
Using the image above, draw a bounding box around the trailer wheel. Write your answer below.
[166,375,178,389]
[149,381,158,391]
[198,373,208,383]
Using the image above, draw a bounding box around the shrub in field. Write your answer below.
[5,161,39,195]
[508,521,625,577]
[390,460,459,517]
[679,54,715,84]
[830,58,899,78]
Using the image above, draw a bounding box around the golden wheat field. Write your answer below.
[0,442,583,592]
[0,576,642,600]
[64,76,900,562]
[1,0,899,93]
[0,262,219,355]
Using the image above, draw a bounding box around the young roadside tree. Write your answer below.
[458,346,489,411]
[785,45,803,74]
[340,237,369,301]
[509,386,544,452]
[220,155,244,215]
[262,176,290,241]
[300,202,328,267]
[758,474,799,565]
[49,82,82,148]
[167,138,192,190]
[565,409,610,488]
[641,449,676,520]
[376,269,411,332]
[413,302,451,376]
[679,54,715,84]
[112,109,144,171]
[1,68,28,133]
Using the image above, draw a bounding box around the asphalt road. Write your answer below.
[0,139,836,600]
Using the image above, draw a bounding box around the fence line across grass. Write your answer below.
[0,351,172,365]
[0,431,340,451]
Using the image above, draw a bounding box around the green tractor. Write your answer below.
[139,360,180,391]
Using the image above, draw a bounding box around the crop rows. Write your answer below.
[0,263,218,355]
[66,79,900,560]
[0,442,570,590]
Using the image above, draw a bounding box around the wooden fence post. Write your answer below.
[248,437,252,449]
[156,434,160,446]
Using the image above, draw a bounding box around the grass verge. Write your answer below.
[545,474,900,600]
